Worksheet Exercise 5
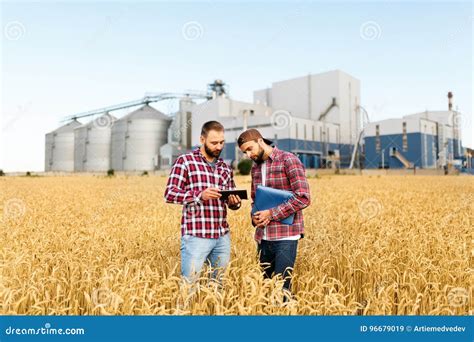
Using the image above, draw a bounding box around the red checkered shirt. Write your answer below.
[164,148,236,238]
[251,147,311,242]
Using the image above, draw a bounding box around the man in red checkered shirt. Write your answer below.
[238,129,311,294]
[164,121,241,282]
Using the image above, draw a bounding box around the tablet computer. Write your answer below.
[219,189,248,200]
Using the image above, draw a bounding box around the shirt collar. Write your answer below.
[267,146,280,161]
[193,147,224,166]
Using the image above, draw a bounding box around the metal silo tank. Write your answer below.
[110,116,128,171]
[73,123,86,172]
[45,133,54,172]
[74,113,116,172]
[111,105,171,171]
[45,120,82,171]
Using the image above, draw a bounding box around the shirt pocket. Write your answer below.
[266,164,286,187]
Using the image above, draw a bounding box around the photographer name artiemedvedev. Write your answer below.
[413,325,465,333]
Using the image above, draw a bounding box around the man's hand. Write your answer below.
[201,187,222,201]
[227,194,241,210]
[253,209,272,228]
[252,215,263,228]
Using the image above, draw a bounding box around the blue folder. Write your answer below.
[251,185,295,225]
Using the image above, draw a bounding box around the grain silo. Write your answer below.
[74,113,117,172]
[111,105,171,171]
[45,120,82,171]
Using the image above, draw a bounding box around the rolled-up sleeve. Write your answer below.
[164,156,202,205]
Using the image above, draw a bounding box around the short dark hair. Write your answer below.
[201,121,224,137]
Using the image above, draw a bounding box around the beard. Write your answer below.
[253,147,265,165]
[204,142,222,159]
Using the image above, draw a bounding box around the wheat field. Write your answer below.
[0,174,472,315]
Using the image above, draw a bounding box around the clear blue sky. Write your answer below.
[1,0,472,171]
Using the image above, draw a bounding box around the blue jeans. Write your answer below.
[180,233,230,282]
[258,239,298,291]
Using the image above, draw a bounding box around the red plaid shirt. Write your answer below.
[251,147,311,242]
[164,148,236,238]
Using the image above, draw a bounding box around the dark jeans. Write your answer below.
[257,239,298,291]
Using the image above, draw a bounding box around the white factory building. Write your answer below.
[160,70,361,169]
[364,93,465,170]
[44,70,470,173]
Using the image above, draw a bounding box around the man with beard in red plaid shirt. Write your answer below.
[164,121,241,282]
[238,129,311,296]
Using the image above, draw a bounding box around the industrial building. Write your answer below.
[45,72,471,173]
[253,69,360,168]
[110,105,171,171]
[45,119,82,172]
[74,113,117,172]
[364,93,465,169]
[160,70,361,169]
[45,93,203,172]
[464,148,474,173]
